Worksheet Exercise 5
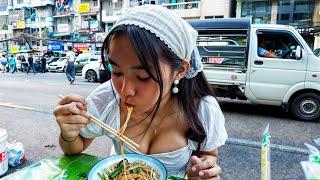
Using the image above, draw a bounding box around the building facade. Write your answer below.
[101,0,235,33]
[0,0,11,52]
[1,0,235,53]
[236,0,319,49]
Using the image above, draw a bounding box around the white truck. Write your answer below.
[189,18,320,121]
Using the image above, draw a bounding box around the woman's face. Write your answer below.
[108,34,174,116]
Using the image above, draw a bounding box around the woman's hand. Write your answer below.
[53,94,91,141]
[187,155,221,180]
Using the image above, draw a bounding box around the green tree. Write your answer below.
[2,24,8,30]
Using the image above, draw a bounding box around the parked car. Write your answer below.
[75,55,100,73]
[82,61,100,82]
[46,57,60,71]
[48,58,67,72]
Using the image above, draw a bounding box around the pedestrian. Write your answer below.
[98,57,111,84]
[1,55,7,73]
[21,55,27,72]
[27,53,36,74]
[9,55,16,73]
[53,5,227,179]
[41,55,46,73]
[65,46,76,84]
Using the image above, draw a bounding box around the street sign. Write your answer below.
[47,42,64,52]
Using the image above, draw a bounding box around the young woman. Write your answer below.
[1,55,7,73]
[54,5,227,179]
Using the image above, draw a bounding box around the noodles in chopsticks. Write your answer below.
[96,107,160,180]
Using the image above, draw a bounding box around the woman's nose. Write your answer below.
[121,77,135,97]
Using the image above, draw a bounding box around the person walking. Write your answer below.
[27,53,36,74]
[41,55,47,73]
[1,55,7,73]
[65,46,76,84]
[9,55,16,73]
[21,55,28,72]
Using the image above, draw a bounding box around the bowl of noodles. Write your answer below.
[87,153,167,180]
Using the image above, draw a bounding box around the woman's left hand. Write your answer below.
[187,155,221,180]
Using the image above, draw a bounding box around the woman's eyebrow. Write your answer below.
[108,59,119,67]
[131,65,144,70]
[109,58,145,70]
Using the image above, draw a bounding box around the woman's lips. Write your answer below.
[124,102,134,107]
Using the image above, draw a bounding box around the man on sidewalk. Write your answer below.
[41,55,47,73]
[27,53,36,74]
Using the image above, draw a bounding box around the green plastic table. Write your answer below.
[1,153,184,180]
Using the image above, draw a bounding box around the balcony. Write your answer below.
[31,0,55,7]
[53,7,75,17]
[10,0,32,9]
[161,1,202,18]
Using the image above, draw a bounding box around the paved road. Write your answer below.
[0,72,318,179]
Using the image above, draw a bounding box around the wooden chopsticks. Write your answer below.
[58,95,139,150]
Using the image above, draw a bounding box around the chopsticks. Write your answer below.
[58,95,140,150]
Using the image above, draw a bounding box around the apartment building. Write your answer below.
[52,0,76,40]
[0,0,11,52]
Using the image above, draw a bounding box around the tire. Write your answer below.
[290,93,320,121]
[86,70,97,82]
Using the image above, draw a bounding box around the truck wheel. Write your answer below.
[290,93,320,121]
[86,70,97,82]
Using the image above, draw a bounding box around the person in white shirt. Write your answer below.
[65,46,76,84]
[53,5,227,179]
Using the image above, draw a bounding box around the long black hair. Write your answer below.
[101,25,215,154]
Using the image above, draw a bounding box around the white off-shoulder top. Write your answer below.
[80,81,228,177]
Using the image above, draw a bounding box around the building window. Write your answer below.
[93,0,98,6]
[281,14,289,20]
[215,16,224,19]
[17,0,23,4]
[294,0,312,11]
[241,1,272,24]
[114,1,123,9]
[279,0,291,6]
[293,13,310,21]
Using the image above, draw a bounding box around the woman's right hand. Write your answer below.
[53,94,91,141]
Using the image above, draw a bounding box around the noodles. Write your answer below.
[119,106,133,136]
[96,108,161,180]
[97,159,161,180]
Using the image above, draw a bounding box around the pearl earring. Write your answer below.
[172,79,179,94]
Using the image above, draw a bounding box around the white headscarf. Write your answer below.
[113,5,203,79]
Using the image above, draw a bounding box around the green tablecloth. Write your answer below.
[2,154,102,180]
[2,154,184,180]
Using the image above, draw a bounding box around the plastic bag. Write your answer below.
[7,141,25,167]
[301,140,320,180]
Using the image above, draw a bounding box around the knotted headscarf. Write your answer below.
[113,5,203,79]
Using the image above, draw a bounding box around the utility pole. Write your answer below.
[38,15,43,54]
[99,0,103,32]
